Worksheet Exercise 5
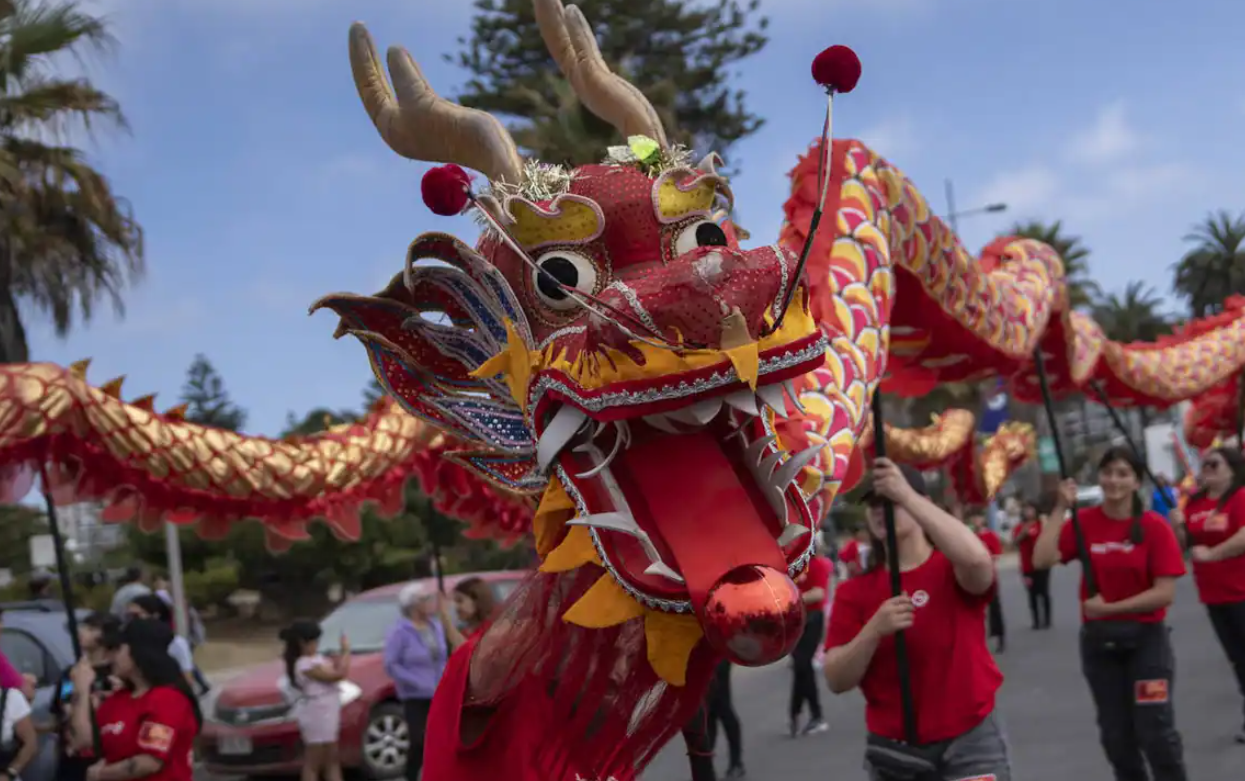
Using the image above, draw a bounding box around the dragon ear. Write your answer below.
[313,234,536,454]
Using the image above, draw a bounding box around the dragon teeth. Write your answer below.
[756,384,789,418]
[537,405,588,471]
[724,388,759,416]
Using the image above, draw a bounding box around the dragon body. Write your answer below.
[0,360,533,548]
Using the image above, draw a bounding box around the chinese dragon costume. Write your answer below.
[308,2,1245,777]
[2,0,1242,777]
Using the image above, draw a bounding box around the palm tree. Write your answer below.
[1171,210,1245,318]
[1092,281,1170,343]
[0,0,143,363]
[1010,220,1099,310]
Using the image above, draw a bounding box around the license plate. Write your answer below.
[219,735,252,756]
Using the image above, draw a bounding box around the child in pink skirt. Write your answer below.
[280,620,352,781]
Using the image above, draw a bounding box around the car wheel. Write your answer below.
[360,702,410,780]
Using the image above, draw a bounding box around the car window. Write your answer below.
[317,597,399,655]
[0,629,53,686]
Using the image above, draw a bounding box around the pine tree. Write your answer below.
[361,377,386,411]
[179,354,247,431]
[448,0,769,167]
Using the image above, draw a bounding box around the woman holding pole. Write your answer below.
[1171,446,1245,744]
[823,458,1011,780]
[1033,447,1188,781]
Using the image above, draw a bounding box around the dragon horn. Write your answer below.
[348,22,524,184]
[534,0,668,147]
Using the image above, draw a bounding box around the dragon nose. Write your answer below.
[698,564,805,665]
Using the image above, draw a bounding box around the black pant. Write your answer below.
[790,609,824,721]
[683,703,716,781]
[1080,623,1187,781]
[402,698,432,781]
[1206,600,1245,727]
[1024,569,1052,628]
[987,592,1005,641]
[706,660,743,767]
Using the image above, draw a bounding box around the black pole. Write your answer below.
[870,391,919,746]
[432,537,445,593]
[38,464,101,755]
[1031,350,1098,595]
[38,464,83,659]
[1088,381,1177,510]
[1237,371,1245,447]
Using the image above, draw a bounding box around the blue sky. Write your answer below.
[27,0,1245,437]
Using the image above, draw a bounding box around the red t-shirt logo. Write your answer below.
[910,590,930,608]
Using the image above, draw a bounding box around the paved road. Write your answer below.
[641,562,1243,780]
[199,561,1244,779]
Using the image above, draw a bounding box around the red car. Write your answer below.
[201,570,526,778]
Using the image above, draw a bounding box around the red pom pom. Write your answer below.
[421,164,473,216]
[811,45,861,94]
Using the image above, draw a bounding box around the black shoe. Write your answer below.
[789,717,799,738]
[800,718,829,736]
[1234,728,1245,744]
[725,765,747,779]
[994,638,1006,654]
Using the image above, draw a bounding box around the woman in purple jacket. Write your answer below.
[383,583,448,781]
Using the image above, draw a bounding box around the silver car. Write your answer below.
[0,603,87,781]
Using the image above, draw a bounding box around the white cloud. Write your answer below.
[1068,101,1142,165]
[976,165,1061,214]
[856,116,919,162]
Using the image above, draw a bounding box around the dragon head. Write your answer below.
[316,1,860,681]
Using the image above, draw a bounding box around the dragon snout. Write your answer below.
[598,245,793,348]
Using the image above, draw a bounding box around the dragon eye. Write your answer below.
[674,220,729,257]
[532,250,599,311]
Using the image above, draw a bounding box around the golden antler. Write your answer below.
[534,0,669,146]
[347,22,524,184]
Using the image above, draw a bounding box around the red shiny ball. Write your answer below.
[811,45,861,94]
[699,565,805,666]
[421,164,473,216]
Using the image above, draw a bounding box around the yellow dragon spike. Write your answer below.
[99,377,125,398]
[161,403,189,421]
[130,395,157,412]
[68,359,91,380]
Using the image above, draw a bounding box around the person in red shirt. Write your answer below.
[1012,499,1052,630]
[967,508,1006,653]
[1033,446,1188,781]
[789,549,833,737]
[824,459,1009,779]
[67,618,201,781]
[838,528,872,579]
[1170,446,1245,743]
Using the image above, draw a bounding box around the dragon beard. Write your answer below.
[468,566,715,777]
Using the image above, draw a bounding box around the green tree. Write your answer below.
[1171,210,1245,317]
[127,353,249,590]
[0,503,47,573]
[361,377,385,410]
[1010,220,1099,310]
[1092,282,1170,343]
[449,0,769,166]
[181,354,247,431]
[0,0,143,362]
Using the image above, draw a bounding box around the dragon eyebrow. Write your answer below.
[507,194,606,251]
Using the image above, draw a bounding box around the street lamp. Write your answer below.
[943,179,1007,234]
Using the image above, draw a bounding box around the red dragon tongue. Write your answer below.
[613,430,805,665]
